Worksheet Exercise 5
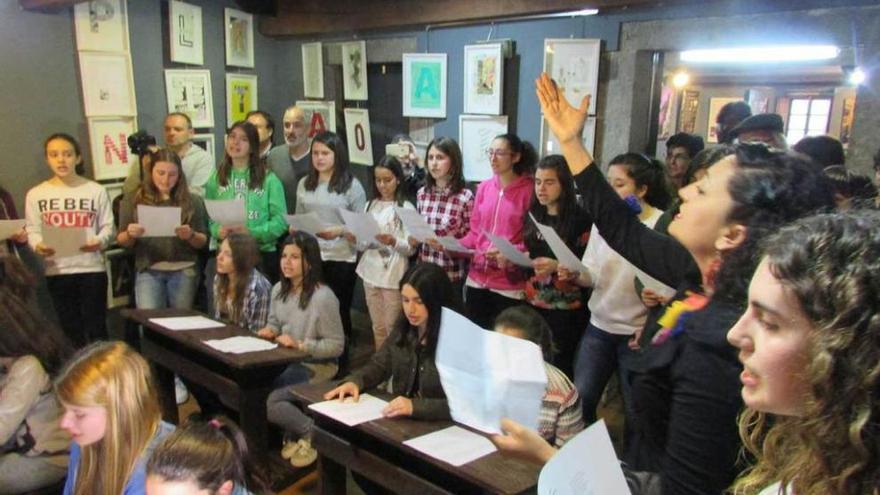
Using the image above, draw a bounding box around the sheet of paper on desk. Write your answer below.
[538,419,630,495]
[205,199,246,226]
[41,226,88,258]
[436,308,547,434]
[286,212,335,236]
[307,394,388,426]
[0,219,25,240]
[203,336,278,354]
[339,209,381,243]
[529,213,585,274]
[394,206,435,242]
[137,205,181,237]
[486,231,532,267]
[633,265,677,301]
[403,426,497,467]
[149,316,225,331]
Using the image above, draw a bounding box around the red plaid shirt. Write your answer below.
[417,185,474,282]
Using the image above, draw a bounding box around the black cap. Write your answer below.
[729,113,784,138]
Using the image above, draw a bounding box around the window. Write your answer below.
[786,97,831,144]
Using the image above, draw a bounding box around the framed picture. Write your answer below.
[402,53,447,118]
[74,0,129,52]
[459,114,508,182]
[707,97,743,143]
[679,89,700,134]
[539,116,596,158]
[79,51,137,116]
[543,38,601,115]
[344,108,373,166]
[225,73,258,126]
[192,133,216,164]
[105,248,133,308]
[464,43,504,115]
[164,69,214,128]
[224,8,254,68]
[341,41,368,101]
[296,100,337,137]
[302,42,324,99]
[88,116,137,181]
[169,0,203,65]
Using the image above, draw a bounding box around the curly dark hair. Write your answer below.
[666,132,705,159]
[793,135,845,169]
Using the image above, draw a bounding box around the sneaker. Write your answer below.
[290,439,317,468]
[281,439,300,460]
[174,376,189,405]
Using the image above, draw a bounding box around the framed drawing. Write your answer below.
[402,53,447,118]
[543,38,600,115]
[79,52,136,117]
[74,0,129,52]
[302,42,324,99]
[169,0,203,65]
[88,116,137,181]
[192,133,216,164]
[341,41,368,101]
[105,248,133,308]
[707,97,743,143]
[459,114,508,182]
[226,73,258,126]
[679,89,700,134]
[164,69,213,128]
[296,100,337,137]
[540,116,596,158]
[464,43,504,115]
[224,8,254,68]
[344,108,373,166]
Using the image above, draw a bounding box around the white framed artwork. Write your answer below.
[402,53,447,118]
[225,73,258,127]
[79,52,137,117]
[302,42,324,99]
[341,41,368,101]
[88,116,138,181]
[164,69,214,128]
[295,100,337,137]
[543,38,601,115]
[74,0,129,52]
[459,114,508,182]
[539,116,597,158]
[169,0,203,65]
[344,108,373,166]
[105,248,132,308]
[192,133,216,164]
[224,8,254,68]
[464,43,504,115]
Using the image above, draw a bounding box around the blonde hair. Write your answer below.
[55,341,161,495]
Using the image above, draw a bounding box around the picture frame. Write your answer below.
[344,108,374,166]
[402,53,447,118]
[169,0,204,65]
[539,116,596,158]
[74,0,129,52]
[192,133,216,164]
[459,114,508,182]
[302,42,324,99]
[164,69,214,128]
[224,8,254,68]
[463,43,504,115]
[78,51,137,117]
[543,38,601,115]
[105,248,133,308]
[88,116,138,181]
[707,97,743,143]
[295,100,337,137]
[225,73,258,127]
[341,41,368,101]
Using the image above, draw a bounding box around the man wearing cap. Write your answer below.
[729,113,787,149]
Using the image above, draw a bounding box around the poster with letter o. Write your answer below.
[344,108,373,166]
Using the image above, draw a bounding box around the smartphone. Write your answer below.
[385,143,409,157]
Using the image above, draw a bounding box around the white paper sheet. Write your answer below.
[486,231,532,268]
[204,199,246,227]
[137,205,181,237]
[529,213,586,275]
[403,426,497,467]
[149,316,225,331]
[0,219,26,240]
[633,265,678,301]
[339,209,382,243]
[394,206,436,242]
[307,394,389,426]
[538,420,631,495]
[41,226,88,258]
[436,308,547,434]
[203,336,278,354]
[437,236,473,254]
[286,212,336,236]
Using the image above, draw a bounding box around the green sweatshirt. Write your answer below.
[205,167,288,252]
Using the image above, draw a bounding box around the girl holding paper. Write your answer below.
[117,149,208,309]
[25,133,115,347]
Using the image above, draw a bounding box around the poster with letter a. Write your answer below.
[344,108,373,166]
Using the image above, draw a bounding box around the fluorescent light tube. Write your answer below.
[681,45,839,63]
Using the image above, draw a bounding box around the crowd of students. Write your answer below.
[1,71,879,495]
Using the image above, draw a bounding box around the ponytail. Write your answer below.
[495,133,538,176]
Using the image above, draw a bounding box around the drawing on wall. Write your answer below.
[164,69,213,128]
[840,96,856,145]
[224,8,254,68]
[707,97,744,143]
[343,108,374,166]
[296,100,337,137]
[341,41,368,101]
[225,74,258,126]
[169,1,203,65]
[657,84,677,140]
[540,116,596,158]
[105,248,133,308]
[88,116,137,181]
[192,133,216,164]
[402,53,447,118]
[74,0,129,52]
[302,42,324,99]
[678,90,700,134]
[459,115,508,181]
[543,39,600,115]
[464,43,504,115]
[79,52,137,117]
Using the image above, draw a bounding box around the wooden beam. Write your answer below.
[19,0,87,11]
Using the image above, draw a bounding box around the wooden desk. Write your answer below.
[291,382,540,495]
[122,308,306,459]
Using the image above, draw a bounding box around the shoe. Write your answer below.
[281,439,300,460]
[174,376,189,405]
[290,439,317,468]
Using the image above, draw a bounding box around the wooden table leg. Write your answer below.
[238,386,271,460]
[152,362,179,425]
[318,453,347,495]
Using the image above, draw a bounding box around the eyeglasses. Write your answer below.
[485,148,511,158]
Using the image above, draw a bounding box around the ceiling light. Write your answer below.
[672,71,690,88]
[681,45,840,64]
[849,67,866,85]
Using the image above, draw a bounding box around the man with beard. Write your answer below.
[266,105,311,213]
